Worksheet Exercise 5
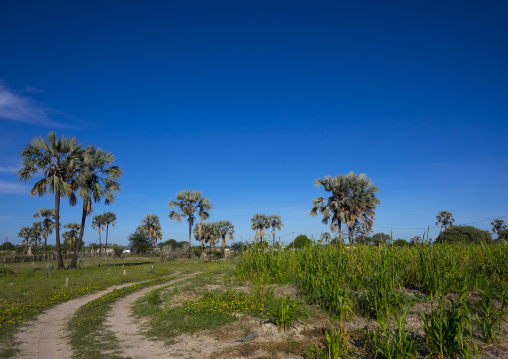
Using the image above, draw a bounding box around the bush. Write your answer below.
[287,235,312,248]
[0,242,15,251]
[435,225,493,244]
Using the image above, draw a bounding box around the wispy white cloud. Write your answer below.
[0,180,29,194]
[0,166,20,173]
[0,81,72,127]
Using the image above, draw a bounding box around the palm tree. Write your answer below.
[63,223,80,252]
[267,215,283,246]
[217,220,234,259]
[18,227,31,248]
[102,212,117,251]
[33,208,55,256]
[29,222,44,247]
[169,190,212,258]
[193,223,206,254]
[311,175,348,244]
[251,214,269,241]
[91,214,105,253]
[141,214,162,251]
[17,132,82,269]
[342,173,380,246]
[321,232,332,245]
[491,219,507,239]
[435,211,455,234]
[69,145,122,268]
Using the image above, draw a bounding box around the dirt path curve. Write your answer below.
[103,273,202,359]
[12,274,182,359]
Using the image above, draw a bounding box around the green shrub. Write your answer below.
[287,235,312,248]
[435,225,492,244]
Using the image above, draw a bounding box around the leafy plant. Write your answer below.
[366,306,420,359]
[475,289,507,343]
[269,296,308,331]
[306,325,352,359]
[421,283,478,358]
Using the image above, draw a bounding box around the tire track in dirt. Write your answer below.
[11,273,182,359]
[103,273,202,359]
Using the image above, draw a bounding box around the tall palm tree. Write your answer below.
[311,172,380,246]
[311,174,350,245]
[169,190,212,258]
[267,215,283,246]
[250,214,269,241]
[63,223,80,252]
[69,145,122,268]
[217,220,234,259]
[435,211,455,234]
[91,214,105,253]
[491,219,507,240]
[342,173,380,246]
[102,212,117,251]
[29,222,44,248]
[33,208,55,257]
[193,222,206,254]
[141,214,162,251]
[18,226,31,247]
[17,132,82,269]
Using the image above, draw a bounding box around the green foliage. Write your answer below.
[268,296,308,331]
[306,326,352,359]
[288,234,312,248]
[421,284,477,359]
[0,242,14,251]
[372,232,391,246]
[475,289,507,343]
[128,228,152,253]
[435,225,493,244]
[366,306,420,359]
[393,239,408,247]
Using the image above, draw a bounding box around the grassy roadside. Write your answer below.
[0,257,234,358]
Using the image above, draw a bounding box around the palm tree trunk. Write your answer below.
[99,229,102,254]
[54,189,64,270]
[105,224,109,251]
[338,221,342,245]
[188,221,192,259]
[69,201,87,269]
[44,229,48,257]
[222,236,226,260]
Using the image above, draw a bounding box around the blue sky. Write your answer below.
[1,0,507,246]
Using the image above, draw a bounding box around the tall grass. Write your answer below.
[237,242,508,318]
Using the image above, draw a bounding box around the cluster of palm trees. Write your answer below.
[193,220,234,258]
[90,212,117,253]
[250,214,283,246]
[17,132,122,269]
[18,207,58,255]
